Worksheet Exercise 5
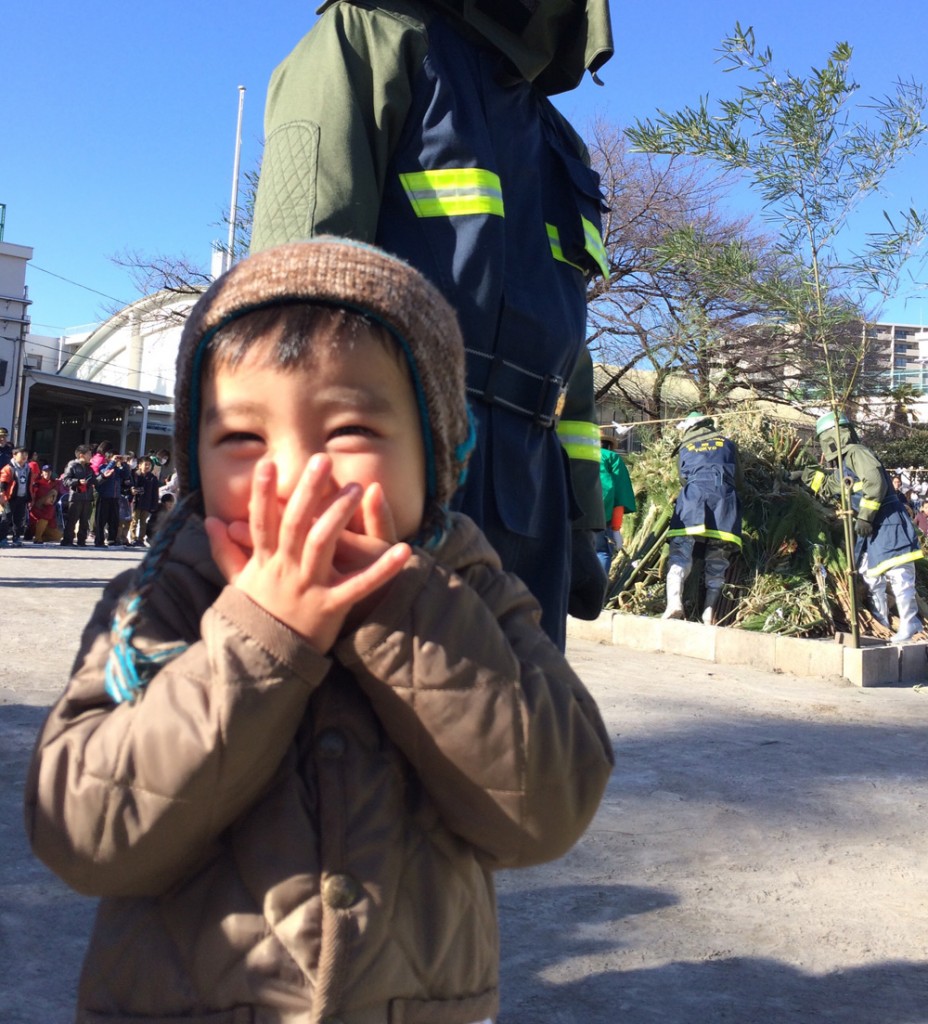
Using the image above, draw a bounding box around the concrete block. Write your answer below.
[843,644,900,687]
[714,628,777,671]
[611,613,663,652]
[659,617,718,661]
[567,610,615,643]
[898,642,928,683]
[775,635,845,679]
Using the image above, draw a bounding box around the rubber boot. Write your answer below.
[700,542,731,625]
[889,566,921,643]
[663,564,686,619]
[702,586,722,626]
[869,587,890,629]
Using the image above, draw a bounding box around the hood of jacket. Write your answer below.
[317,0,614,95]
[817,422,855,463]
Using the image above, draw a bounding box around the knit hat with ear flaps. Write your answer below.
[173,238,474,531]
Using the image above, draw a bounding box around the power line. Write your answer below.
[30,263,129,306]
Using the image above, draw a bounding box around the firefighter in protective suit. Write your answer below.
[663,412,743,624]
[802,411,923,643]
[250,0,613,650]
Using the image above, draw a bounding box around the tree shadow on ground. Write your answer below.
[498,882,928,1023]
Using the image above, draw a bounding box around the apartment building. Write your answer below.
[862,322,928,393]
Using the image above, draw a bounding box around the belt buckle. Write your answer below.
[536,373,566,429]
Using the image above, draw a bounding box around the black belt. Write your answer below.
[465,350,567,429]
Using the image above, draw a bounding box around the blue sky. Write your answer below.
[5,0,927,336]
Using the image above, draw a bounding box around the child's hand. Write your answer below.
[209,473,400,566]
[204,455,411,653]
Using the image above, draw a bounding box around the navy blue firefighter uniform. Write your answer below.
[664,414,743,624]
[250,0,612,650]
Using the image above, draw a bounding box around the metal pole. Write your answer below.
[226,86,246,273]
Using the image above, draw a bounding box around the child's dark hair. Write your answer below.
[203,302,397,372]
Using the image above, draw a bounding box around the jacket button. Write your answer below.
[316,728,347,759]
[322,873,362,909]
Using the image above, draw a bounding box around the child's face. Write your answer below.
[198,327,427,541]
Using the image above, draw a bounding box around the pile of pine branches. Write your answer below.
[605,408,927,637]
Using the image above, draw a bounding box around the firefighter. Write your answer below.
[802,411,923,643]
[663,412,743,624]
[250,0,613,650]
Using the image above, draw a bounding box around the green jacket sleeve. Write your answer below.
[802,464,835,502]
[846,445,888,524]
[251,2,429,252]
[556,348,604,531]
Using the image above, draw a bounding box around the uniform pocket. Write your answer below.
[542,133,609,281]
[389,987,498,1024]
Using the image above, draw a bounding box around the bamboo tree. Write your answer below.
[627,25,928,645]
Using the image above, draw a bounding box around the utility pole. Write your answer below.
[225,85,246,274]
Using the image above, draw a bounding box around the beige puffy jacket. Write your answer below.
[25,513,613,1024]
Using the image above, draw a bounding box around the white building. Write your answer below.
[0,239,33,434]
[1,234,175,470]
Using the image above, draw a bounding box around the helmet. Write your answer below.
[815,411,850,436]
[677,411,713,433]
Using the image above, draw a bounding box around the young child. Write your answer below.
[127,455,160,546]
[30,464,63,544]
[25,239,613,1023]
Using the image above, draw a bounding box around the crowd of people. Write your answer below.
[0,431,178,549]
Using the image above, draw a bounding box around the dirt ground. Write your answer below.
[2,546,927,1023]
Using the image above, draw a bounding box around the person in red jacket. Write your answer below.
[30,465,63,544]
[0,447,34,547]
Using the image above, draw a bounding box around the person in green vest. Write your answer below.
[597,435,636,574]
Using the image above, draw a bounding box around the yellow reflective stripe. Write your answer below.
[851,481,864,492]
[557,420,600,441]
[810,471,825,494]
[399,169,504,218]
[582,216,610,279]
[867,548,925,577]
[547,220,611,280]
[546,223,585,272]
[561,443,601,462]
[667,526,743,548]
[557,420,601,462]
[859,497,880,511]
